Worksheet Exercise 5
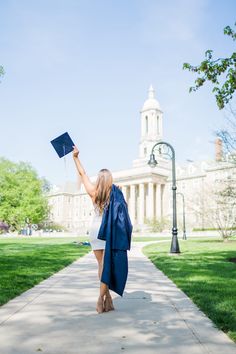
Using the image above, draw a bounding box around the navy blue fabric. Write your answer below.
[97,184,133,296]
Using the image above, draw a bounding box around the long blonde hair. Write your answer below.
[94,169,113,215]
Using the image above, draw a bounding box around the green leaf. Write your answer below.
[0,158,49,230]
[183,23,236,109]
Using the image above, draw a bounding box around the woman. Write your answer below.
[72,146,114,314]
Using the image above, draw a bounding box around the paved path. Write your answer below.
[0,243,235,354]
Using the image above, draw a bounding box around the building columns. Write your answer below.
[156,184,162,220]
[122,185,128,202]
[147,182,154,219]
[130,185,136,224]
[138,183,145,224]
[123,182,162,225]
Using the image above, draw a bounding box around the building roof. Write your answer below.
[142,85,161,111]
[49,181,78,195]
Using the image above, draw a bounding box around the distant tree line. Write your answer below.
[0,65,4,81]
[0,158,50,231]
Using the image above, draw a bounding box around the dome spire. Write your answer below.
[142,84,160,111]
[148,84,155,99]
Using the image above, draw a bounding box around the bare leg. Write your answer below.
[93,249,114,312]
[93,250,107,313]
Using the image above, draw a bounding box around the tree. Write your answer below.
[186,173,236,240]
[145,217,170,232]
[183,23,236,109]
[0,66,4,81]
[216,105,236,162]
[0,158,49,230]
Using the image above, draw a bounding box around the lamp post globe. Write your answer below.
[148,153,158,168]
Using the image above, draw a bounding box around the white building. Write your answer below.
[48,86,236,234]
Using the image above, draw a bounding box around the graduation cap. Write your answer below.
[50,132,75,158]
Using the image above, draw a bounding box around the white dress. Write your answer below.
[89,204,106,250]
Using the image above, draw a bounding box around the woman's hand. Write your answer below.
[72,146,79,159]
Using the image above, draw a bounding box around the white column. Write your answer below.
[161,184,165,219]
[138,183,145,225]
[130,185,136,224]
[156,184,161,219]
[141,114,145,138]
[159,113,163,138]
[151,113,155,139]
[147,182,154,219]
[122,185,128,202]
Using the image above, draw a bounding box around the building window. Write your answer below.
[145,116,148,134]
[157,116,159,134]
[144,147,147,156]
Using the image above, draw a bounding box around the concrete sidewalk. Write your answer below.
[0,243,235,354]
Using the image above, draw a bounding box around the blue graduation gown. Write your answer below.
[97,184,133,296]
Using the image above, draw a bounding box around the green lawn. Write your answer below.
[143,238,236,342]
[0,237,90,306]
[132,236,170,242]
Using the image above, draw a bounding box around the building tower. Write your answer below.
[133,85,163,167]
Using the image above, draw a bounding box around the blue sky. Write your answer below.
[0,0,235,185]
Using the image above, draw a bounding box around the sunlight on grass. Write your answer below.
[0,237,90,306]
[143,238,236,342]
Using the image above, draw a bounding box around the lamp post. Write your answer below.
[148,141,180,254]
[177,192,187,240]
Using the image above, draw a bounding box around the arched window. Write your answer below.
[157,116,159,134]
[145,116,148,134]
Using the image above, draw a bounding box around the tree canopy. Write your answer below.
[0,66,4,81]
[0,158,50,230]
[183,23,236,109]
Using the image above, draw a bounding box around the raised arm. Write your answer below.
[72,146,96,199]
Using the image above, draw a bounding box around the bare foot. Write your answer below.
[96,295,104,314]
[104,295,115,312]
